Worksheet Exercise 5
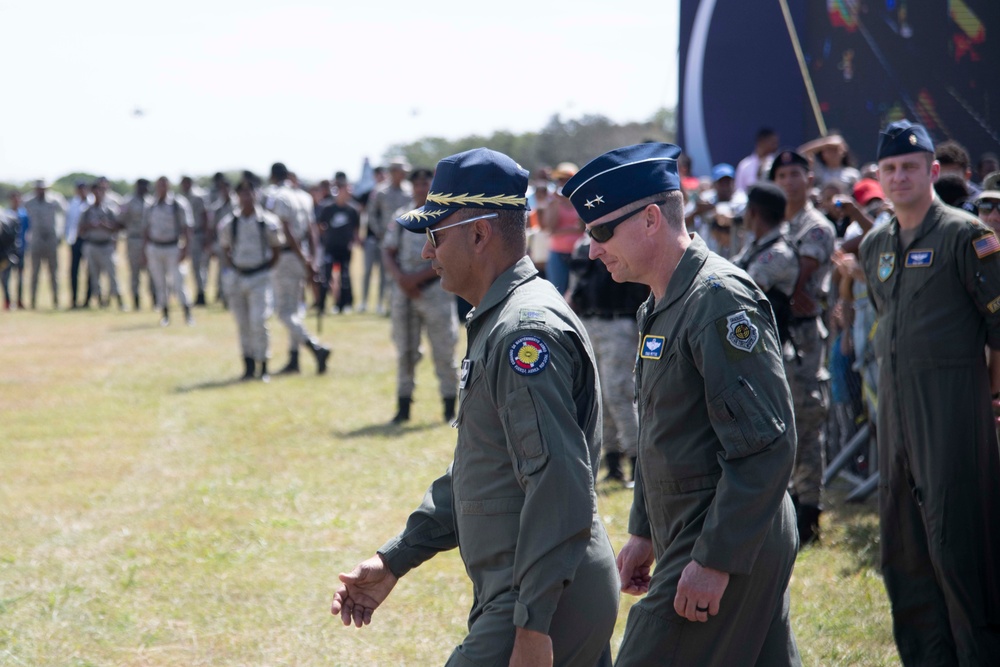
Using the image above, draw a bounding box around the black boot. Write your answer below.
[241,357,255,381]
[796,503,822,548]
[259,360,270,383]
[443,397,456,423]
[391,397,412,424]
[195,291,206,306]
[133,294,140,311]
[160,307,169,327]
[602,452,625,483]
[278,350,300,375]
[309,341,331,375]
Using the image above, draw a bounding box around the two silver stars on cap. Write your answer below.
[584,195,605,209]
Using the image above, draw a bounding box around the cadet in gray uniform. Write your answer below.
[382,167,459,424]
[120,179,152,310]
[218,179,285,382]
[143,176,194,326]
[731,182,799,347]
[180,176,212,306]
[212,179,238,307]
[363,159,412,314]
[859,120,1000,666]
[332,148,619,667]
[78,181,124,309]
[770,149,836,544]
[264,162,330,375]
[23,179,66,309]
[564,143,801,667]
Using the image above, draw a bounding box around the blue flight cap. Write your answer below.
[876,120,935,161]
[711,163,735,182]
[396,148,529,231]
[561,143,682,224]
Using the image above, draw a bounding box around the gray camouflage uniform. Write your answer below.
[23,193,66,308]
[120,193,151,305]
[79,201,122,304]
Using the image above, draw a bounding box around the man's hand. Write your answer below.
[616,535,654,596]
[673,560,729,622]
[509,627,553,667]
[330,554,398,628]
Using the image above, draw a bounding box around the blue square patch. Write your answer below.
[640,335,666,360]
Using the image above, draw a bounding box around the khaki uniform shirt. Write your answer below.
[785,203,835,316]
[79,202,121,243]
[379,257,616,635]
[263,183,308,250]
[630,234,796,578]
[366,182,412,241]
[731,227,798,297]
[144,195,193,244]
[180,187,210,236]
[120,194,152,239]
[23,193,67,245]
[218,206,285,271]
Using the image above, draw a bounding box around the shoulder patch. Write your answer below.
[508,335,550,376]
[988,296,1000,314]
[518,308,546,323]
[973,232,1000,259]
[715,310,761,358]
[807,226,830,243]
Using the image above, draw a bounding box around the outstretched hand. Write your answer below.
[330,554,399,628]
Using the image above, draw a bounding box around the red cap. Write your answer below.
[853,178,885,206]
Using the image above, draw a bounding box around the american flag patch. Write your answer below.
[973,233,1000,259]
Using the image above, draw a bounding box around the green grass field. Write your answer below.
[0,255,900,666]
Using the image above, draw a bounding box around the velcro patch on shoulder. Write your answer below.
[518,308,546,323]
[973,232,1000,259]
[508,335,550,376]
[716,310,763,360]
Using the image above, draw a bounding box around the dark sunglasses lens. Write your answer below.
[588,223,614,243]
[981,202,997,213]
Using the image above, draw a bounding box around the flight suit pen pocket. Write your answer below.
[708,376,786,458]
[500,386,549,477]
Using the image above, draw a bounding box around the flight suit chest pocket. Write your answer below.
[500,386,548,477]
[708,376,786,458]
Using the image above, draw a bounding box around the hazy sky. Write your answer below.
[0,1,679,184]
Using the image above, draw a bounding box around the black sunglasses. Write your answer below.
[586,200,667,243]
[978,201,999,214]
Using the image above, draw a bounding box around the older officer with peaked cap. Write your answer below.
[331,148,619,667]
[563,143,801,666]
[859,120,1000,665]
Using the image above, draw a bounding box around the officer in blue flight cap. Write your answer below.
[563,142,801,666]
[332,148,619,667]
[859,119,1000,665]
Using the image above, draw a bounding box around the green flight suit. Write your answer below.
[616,235,801,667]
[859,199,1000,666]
[379,256,619,667]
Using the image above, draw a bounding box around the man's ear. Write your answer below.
[644,204,663,236]
[471,217,494,252]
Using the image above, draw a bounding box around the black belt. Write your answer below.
[84,239,114,247]
[150,238,179,247]
[235,263,271,276]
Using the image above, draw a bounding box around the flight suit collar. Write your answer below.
[889,198,945,248]
[650,233,710,316]
[466,255,539,325]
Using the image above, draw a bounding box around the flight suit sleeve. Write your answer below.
[958,222,1000,348]
[686,299,796,574]
[489,327,597,634]
[627,461,652,538]
[377,466,459,579]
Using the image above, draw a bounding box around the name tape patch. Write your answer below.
[904,249,934,267]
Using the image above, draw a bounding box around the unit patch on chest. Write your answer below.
[508,335,550,376]
[878,252,896,282]
[640,335,666,359]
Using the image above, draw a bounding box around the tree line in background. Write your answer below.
[0,108,676,201]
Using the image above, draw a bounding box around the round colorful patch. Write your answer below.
[508,335,550,376]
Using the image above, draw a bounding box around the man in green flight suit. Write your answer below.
[859,120,1000,665]
[563,142,801,666]
[331,148,619,667]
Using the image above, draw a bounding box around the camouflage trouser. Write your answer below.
[390,281,459,399]
[189,232,210,296]
[584,316,639,458]
[784,317,828,506]
[230,270,273,361]
[146,243,190,309]
[29,239,58,306]
[273,252,315,351]
[127,237,146,302]
[84,242,119,302]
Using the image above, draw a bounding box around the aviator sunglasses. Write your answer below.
[426,212,498,248]
[587,200,667,243]
[978,201,999,215]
